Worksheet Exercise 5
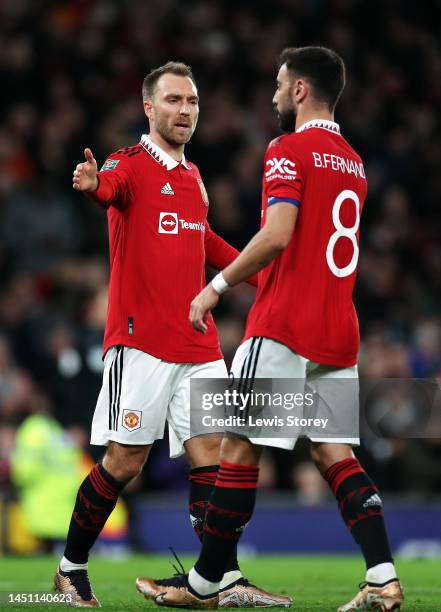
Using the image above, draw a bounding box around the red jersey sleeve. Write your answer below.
[264,137,304,207]
[204,221,239,269]
[87,153,134,210]
[204,222,258,287]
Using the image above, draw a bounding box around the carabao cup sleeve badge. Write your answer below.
[197,178,209,206]
[101,159,120,171]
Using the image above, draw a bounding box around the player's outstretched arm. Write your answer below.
[190,202,298,333]
[72,148,98,192]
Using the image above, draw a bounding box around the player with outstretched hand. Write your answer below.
[54,62,290,609]
[146,48,404,611]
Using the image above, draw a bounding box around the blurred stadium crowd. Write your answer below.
[1,0,441,522]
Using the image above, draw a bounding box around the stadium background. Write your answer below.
[1,0,441,557]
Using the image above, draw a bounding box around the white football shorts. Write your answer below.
[91,345,227,458]
[230,337,359,450]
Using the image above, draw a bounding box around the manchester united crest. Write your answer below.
[122,409,142,431]
[197,178,209,207]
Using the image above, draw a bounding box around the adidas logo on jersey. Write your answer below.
[161,182,174,195]
[363,494,382,509]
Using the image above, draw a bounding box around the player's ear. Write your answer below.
[143,99,154,121]
[293,79,308,104]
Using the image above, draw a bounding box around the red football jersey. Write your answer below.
[244,119,368,366]
[89,134,243,363]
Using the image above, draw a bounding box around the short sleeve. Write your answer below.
[263,138,304,207]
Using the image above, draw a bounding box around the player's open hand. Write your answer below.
[189,284,219,333]
[73,148,98,192]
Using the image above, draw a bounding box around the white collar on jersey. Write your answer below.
[140,134,191,171]
[296,119,341,134]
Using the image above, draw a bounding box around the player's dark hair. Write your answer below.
[279,46,345,112]
[142,61,196,100]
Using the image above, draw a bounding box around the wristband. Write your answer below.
[211,272,230,295]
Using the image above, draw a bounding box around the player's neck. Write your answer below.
[148,132,185,162]
[295,109,334,132]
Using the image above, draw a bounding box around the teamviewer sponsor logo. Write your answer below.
[159,211,178,234]
[158,212,205,235]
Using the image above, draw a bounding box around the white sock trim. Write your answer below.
[60,556,88,572]
[220,570,243,590]
[189,567,219,596]
[366,562,397,584]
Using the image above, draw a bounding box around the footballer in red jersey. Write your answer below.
[89,133,237,364]
[149,48,403,611]
[243,119,367,367]
[55,62,288,609]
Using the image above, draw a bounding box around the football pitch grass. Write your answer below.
[0,554,439,611]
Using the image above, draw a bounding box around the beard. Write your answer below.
[155,113,195,146]
[276,104,296,132]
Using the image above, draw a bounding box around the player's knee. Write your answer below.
[103,443,149,482]
[113,459,143,482]
[310,442,353,475]
[310,443,323,469]
[184,434,222,468]
[220,435,261,466]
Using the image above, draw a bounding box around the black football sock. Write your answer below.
[325,458,393,569]
[189,465,219,540]
[193,460,259,584]
[189,465,240,574]
[64,463,126,564]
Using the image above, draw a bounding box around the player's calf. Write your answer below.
[57,451,144,606]
[322,456,399,588]
[62,463,126,567]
